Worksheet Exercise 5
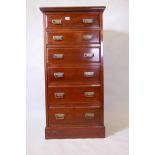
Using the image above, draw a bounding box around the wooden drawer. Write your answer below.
[47,31,100,45]
[47,47,100,64]
[48,85,101,104]
[47,66,100,84]
[46,12,100,29]
[48,107,102,125]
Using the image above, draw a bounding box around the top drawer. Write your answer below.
[46,12,100,29]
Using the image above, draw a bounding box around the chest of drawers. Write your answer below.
[40,6,106,139]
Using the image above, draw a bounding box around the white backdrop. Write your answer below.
[27,0,129,155]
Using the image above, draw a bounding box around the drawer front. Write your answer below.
[48,66,100,84]
[48,107,101,125]
[48,86,101,104]
[47,48,100,64]
[46,12,100,29]
[47,31,100,45]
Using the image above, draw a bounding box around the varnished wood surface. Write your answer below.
[47,65,100,84]
[46,12,100,29]
[40,6,106,12]
[45,125,105,139]
[47,47,101,64]
[48,107,102,125]
[40,6,106,139]
[48,85,101,105]
[47,30,100,45]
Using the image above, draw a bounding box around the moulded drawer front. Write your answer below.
[47,31,100,45]
[47,66,100,84]
[47,47,100,64]
[46,12,100,29]
[48,86,101,104]
[48,107,101,125]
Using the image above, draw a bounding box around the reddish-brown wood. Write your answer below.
[40,6,106,12]
[46,12,100,30]
[45,126,105,139]
[48,107,102,125]
[40,6,106,139]
[47,47,101,64]
[48,85,101,105]
[47,30,100,45]
[47,65,101,84]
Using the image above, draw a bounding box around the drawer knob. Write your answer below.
[53,35,64,41]
[53,54,64,59]
[52,19,62,25]
[85,113,95,119]
[84,92,95,97]
[83,35,93,40]
[54,92,64,98]
[84,53,94,58]
[83,19,94,24]
[84,72,94,77]
[55,114,65,119]
[54,72,64,78]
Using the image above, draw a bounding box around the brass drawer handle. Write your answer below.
[85,113,95,119]
[84,72,94,77]
[84,92,95,97]
[84,53,94,58]
[55,114,65,119]
[83,35,93,40]
[52,19,62,25]
[54,72,64,78]
[54,92,64,98]
[53,35,64,41]
[53,54,64,59]
[83,19,94,24]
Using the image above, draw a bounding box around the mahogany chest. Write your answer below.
[40,6,106,139]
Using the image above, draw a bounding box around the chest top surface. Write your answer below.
[40,6,106,13]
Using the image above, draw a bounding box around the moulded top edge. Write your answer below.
[40,6,106,13]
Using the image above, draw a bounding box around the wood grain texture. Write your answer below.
[48,107,102,125]
[47,85,102,105]
[40,6,106,139]
[47,65,101,84]
[47,30,100,45]
[46,12,100,29]
[47,47,101,64]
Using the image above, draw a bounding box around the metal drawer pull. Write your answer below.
[53,54,64,59]
[84,92,95,97]
[54,92,64,98]
[84,53,94,58]
[85,113,95,119]
[83,35,93,40]
[84,72,94,77]
[53,35,64,41]
[52,19,62,25]
[54,72,64,78]
[83,19,94,24]
[55,114,65,119]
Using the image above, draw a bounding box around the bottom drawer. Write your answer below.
[48,107,102,126]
